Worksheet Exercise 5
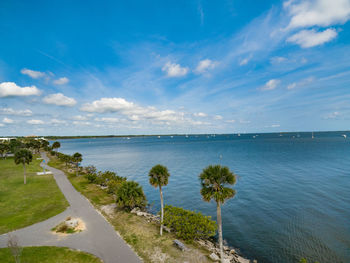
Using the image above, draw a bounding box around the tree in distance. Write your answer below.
[14,149,33,184]
[148,164,170,236]
[199,165,236,263]
[72,152,82,176]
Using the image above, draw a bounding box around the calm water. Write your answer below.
[58,132,350,263]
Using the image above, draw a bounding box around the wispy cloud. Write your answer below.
[0,108,32,116]
[194,59,218,73]
[287,28,337,48]
[53,77,69,85]
[43,93,77,107]
[162,62,189,77]
[20,68,46,79]
[261,79,281,91]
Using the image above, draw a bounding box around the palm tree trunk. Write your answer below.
[23,163,26,185]
[217,201,223,262]
[160,186,164,236]
[76,162,78,176]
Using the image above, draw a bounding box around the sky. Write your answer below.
[0,0,350,136]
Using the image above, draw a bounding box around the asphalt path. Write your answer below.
[0,152,141,263]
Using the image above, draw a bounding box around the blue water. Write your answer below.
[58,132,350,263]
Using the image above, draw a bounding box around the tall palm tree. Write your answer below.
[199,165,236,263]
[148,164,170,236]
[72,152,82,176]
[14,149,33,184]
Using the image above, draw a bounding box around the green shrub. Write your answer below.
[85,173,98,183]
[163,205,217,241]
[107,180,123,194]
[116,181,147,210]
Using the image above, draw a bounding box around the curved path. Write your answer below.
[0,152,141,263]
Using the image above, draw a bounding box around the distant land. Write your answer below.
[1,130,347,140]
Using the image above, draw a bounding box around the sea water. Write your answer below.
[58,132,350,263]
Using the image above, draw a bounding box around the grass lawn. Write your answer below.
[0,156,69,234]
[0,246,101,263]
[48,154,211,263]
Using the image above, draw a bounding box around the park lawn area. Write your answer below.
[0,156,69,234]
[48,154,211,263]
[0,246,102,263]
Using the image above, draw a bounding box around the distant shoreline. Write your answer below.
[1,130,348,140]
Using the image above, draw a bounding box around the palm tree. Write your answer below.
[52,141,61,154]
[14,149,33,184]
[72,152,82,176]
[116,181,147,210]
[148,164,170,236]
[199,165,236,263]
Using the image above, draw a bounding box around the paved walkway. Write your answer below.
[0,152,141,263]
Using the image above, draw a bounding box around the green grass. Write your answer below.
[0,246,101,263]
[0,156,69,234]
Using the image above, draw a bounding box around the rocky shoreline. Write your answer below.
[128,207,254,263]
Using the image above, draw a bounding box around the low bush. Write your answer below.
[116,181,147,211]
[107,179,124,194]
[85,173,97,183]
[163,205,217,241]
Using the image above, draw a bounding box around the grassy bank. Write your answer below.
[0,246,101,263]
[48,154,211,263]
[0,156,69,234]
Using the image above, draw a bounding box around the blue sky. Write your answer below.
[1,0,350,135]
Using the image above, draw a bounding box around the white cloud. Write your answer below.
[271,124,280,128]
[72,115,89,121]
[81,97,206,126]
[81,98,134,113]
[287,28,337,48]
[95,117,119,123]
[214,115,223,120]
[51,119,67,125]
[0,123,4,127]
[43,93,77,107]
[0,82,41,97]
[270,56,287,64]
[239,58,250,66]
[162,62,189,77]
[0,108,32,116]
[287,83,297,89]
[262,79,281,91]
[27,119,44,125]
[240,120,251,124]
[3,117,14,124]
[286,0,350,28]
[20,68,46,79]
[324,111,340,119]
[53,77,69,85]
[225,120,236,123]
[194,112,207,117]
[73,121,91,126]
[194,59,218,73]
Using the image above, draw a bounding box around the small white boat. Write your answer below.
[312,132,314,139]
[170,136,173,138]
[158,136,161,138]
[237,133,241,136]
[342,134,347,138]
[127,137,130,140]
